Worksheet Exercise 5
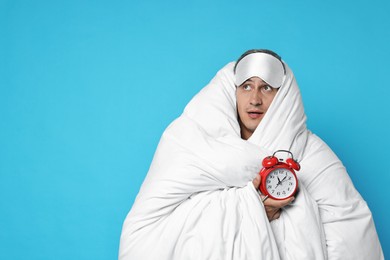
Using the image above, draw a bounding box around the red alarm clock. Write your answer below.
[259,150,300,200]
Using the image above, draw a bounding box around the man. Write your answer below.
[119,50,383,259]
[235,49,295,222]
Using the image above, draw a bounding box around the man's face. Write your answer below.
[236,76,278,140]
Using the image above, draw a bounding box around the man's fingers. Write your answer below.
[252,174,261,189]
[262,196,295,222]
[274,197,295,208]
[271,210,281,221]
[264,196,295,208]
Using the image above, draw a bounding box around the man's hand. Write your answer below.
[252,174,295,222]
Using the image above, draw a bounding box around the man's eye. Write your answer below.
[243,85,251,90]
[262,85,272,92]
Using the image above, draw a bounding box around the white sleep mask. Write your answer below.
[234,52,285,88]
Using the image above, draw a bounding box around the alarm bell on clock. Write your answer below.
[259,150,300,200]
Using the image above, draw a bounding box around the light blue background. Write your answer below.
[1,0,389,259]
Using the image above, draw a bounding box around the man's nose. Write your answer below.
[250,91,262,106]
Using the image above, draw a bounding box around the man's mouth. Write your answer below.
[247,111,263,119]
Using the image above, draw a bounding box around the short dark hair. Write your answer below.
[234,49,283,73]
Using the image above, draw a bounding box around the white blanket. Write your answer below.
[119,62,383,260]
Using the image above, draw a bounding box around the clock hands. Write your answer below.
[280,173,288,183]
[275,173,288,189]
[275,176,282,188]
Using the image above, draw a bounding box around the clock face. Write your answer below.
[265,168,297,199]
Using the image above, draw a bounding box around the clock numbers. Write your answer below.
[265,168,296,199]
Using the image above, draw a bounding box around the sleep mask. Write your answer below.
[234,52,285,88]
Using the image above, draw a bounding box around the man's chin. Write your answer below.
[248,120,262,130]
[246,124,261,135]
